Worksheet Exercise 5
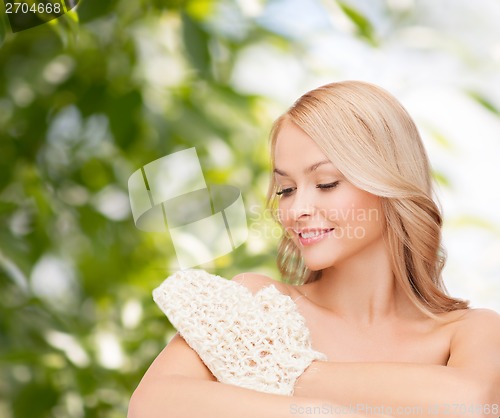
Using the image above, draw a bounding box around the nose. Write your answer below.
[286,187,315,222]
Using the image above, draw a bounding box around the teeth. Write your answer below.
[301,229,331,239]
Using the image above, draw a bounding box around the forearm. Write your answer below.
[295,362,492,417]
[128,374,382,418]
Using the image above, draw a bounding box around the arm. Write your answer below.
[294,309,500,417]
[446,309,500,403]
[128,334,381,418]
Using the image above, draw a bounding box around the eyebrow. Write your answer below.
[273,160,333,177]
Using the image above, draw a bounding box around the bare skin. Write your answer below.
[233,273,500,417]
[288,280,454,366]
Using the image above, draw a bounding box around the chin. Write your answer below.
[303,257,336,272]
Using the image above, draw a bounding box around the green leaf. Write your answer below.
[338,1,377,46]
[432,170,451,188]
[77,0,118,23]
[467,91,500,116]
[185,0,215,20]
[181,11,212,78]
[448,215,500,233]
[425,126,454,150]
[0,10,7,46]
[12,381,59,418]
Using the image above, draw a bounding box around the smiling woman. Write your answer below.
[128,81,500,418]
[267,81,468,317]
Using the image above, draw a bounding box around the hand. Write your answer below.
[153,269,326,396]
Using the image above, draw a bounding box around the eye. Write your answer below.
[276,187,296,197]
[316,181,340,190]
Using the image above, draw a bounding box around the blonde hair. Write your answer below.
[267,81,469,316]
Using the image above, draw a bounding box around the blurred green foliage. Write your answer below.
[0,1,292,416]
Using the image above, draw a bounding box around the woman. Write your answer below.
[128,81,500,417]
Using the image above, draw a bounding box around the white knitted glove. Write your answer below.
[153,269,326,396]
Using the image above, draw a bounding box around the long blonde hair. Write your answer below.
[267,81,469,316]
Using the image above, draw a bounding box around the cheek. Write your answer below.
[358,193,383,217]
[277,200,291,224]
[329,191,383,226]
[277,201,299,238]
[350,194,384,230]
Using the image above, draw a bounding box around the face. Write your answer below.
[274,120,386,271]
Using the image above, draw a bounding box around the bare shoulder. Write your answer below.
[231,272,291,297]
[451,307,500,331]
[452,308,500,348]
[447,307,500,371]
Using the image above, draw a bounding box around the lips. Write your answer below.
[295,228,334,246]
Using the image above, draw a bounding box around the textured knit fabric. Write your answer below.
[153,269,327,396]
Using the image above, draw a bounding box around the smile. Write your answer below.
[296,228,334,246]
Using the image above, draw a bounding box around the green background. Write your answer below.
[0,1,293,416]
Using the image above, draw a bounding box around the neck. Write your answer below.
[303,240,420,325]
